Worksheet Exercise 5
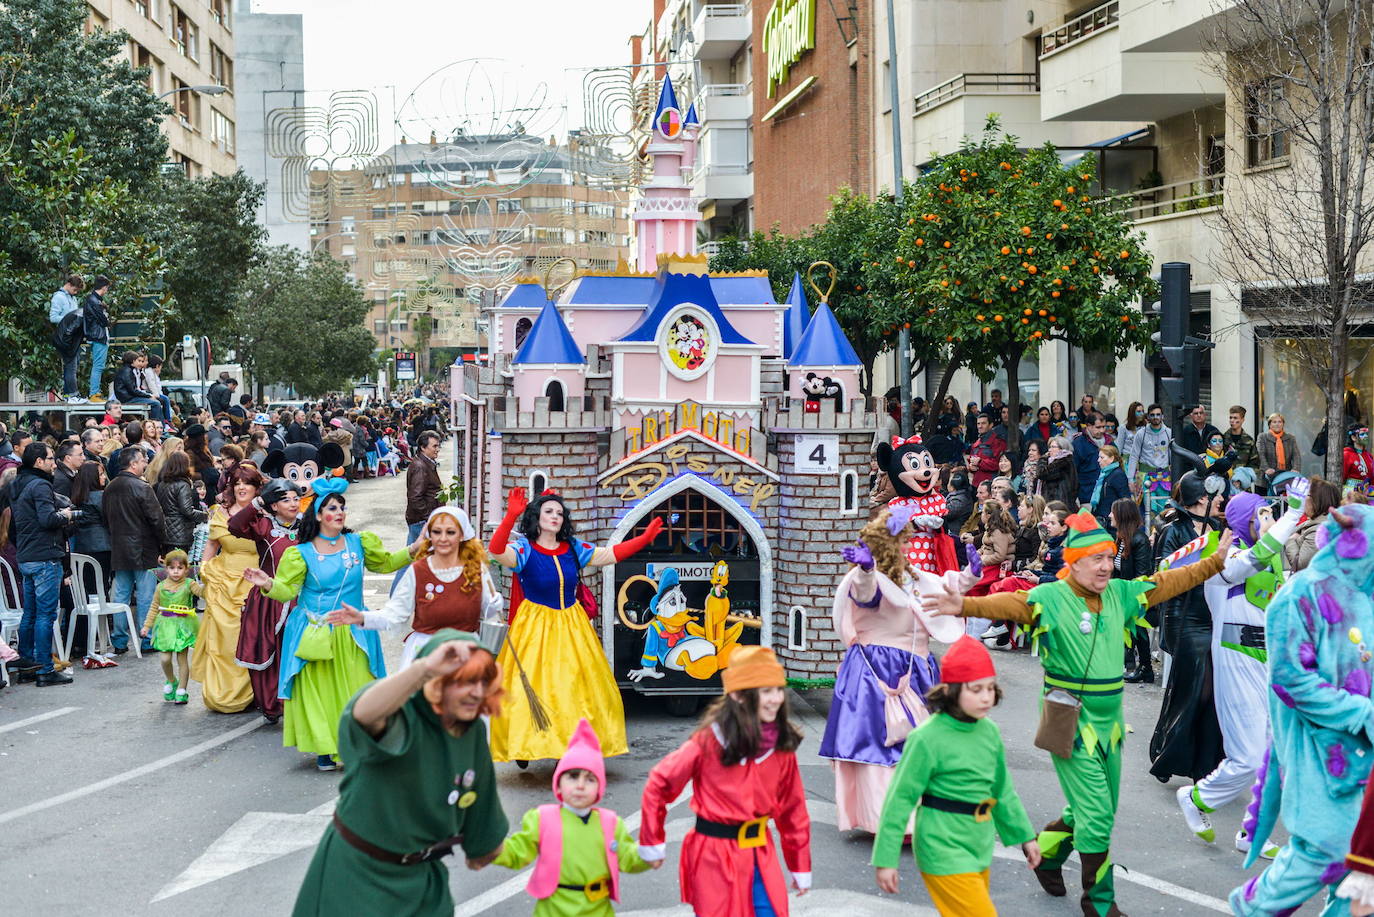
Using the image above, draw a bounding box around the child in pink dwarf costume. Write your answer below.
[491,718,656,915]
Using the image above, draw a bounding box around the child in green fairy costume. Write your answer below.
[923,509,1232,917]
[140,549,204,705]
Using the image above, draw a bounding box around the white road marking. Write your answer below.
[453,784,696,917]
[617,887,936,917]
[988,847,1229,912]
[152,809,331,902]
[0,705,79,735]
[0,717,266,826]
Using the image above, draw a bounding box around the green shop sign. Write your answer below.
[763,0,815,98]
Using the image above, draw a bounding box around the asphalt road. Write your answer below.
[0,450,1319,914]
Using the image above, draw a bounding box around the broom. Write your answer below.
[503,638,552,731]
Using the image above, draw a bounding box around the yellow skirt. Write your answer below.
[488,600,627,762]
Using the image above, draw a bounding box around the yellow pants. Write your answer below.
[921,869,996,916]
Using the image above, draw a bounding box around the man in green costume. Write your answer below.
[292,629,508,917]
[924,509,1232,917]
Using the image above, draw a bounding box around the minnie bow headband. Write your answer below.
[890,434,923,447]
[311,475,350,500]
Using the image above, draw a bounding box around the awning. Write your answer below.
[1086,127,1151,148]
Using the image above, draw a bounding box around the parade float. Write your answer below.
[452,75,878,702]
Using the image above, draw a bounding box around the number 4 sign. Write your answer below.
[793,435,840,475]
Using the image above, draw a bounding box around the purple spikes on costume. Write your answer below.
[1300,597,1316,629]
[1316,525,1330,550]
[1299,642,1318,669]
[1242,749,1270,837]
[1338,528,1370,559]
[1242,875,1260,901]
[1319,594,1345,625]
[1346,669,1372,696]
[1328,743,1350,778]
[1274,908,1299,917]
[1320,861,1347,884]
[1273,684,1296,707]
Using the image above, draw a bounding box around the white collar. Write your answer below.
[562,802,593,818]
[709,722,775,764]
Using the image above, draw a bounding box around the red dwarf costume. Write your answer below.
[638,647,812,917]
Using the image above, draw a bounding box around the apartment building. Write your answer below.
[86,0,237,177]
[871,0,1315,438]
[316,138,630,358]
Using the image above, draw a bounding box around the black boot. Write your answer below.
[1124,632,1154,684]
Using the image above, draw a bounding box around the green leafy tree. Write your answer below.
[234,247,378,397]
[896,120,1158,443]
[145,170,266,345]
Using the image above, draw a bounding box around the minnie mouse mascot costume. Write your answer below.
[874,434,958,574]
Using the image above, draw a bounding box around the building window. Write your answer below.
[209,43,233,91]
[373,319,387,332]
[341,216,356,236]
[544,379,566,411]
[208,0,230,29]
[788,606,807,651]
[170,77,197,129]
[514,317,533,349]
[130,42,157,92]
[529,470,549,496]
[211,109,234,153]
[1246,78,1287,166]
[839,470,859,514]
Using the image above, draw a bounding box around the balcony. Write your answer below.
[1109,175,1226,271]
[699,83,751,122]
[692,163,753,206]
[1039,0,1224,121]
[1106,174,1224,221]
[692,3,749,61]
[912,73,1111,165]
[1119,0,1240,52]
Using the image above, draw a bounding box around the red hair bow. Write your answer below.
[540,488,561,496]
[890,434,923,447]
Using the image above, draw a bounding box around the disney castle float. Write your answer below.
[451,74,879,696]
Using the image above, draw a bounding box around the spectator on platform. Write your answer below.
[112,352,164,422]
[1073,412,1107,505]
[81,276,110,402]
[49,274,84,401]
[1257,412,1300,492]
[142,354,173,426]
[966,413,1005,487]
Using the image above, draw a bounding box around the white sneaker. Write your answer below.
[1176,785,1215,843]
[980,624,1009,640]
[1235,829,1279,860]
[65,395,87,404]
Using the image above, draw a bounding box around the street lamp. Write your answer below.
[157,84,227,100]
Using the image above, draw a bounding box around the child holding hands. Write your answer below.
[491,718,655,915]
[139,549,203,704]
[872,636,1039,916]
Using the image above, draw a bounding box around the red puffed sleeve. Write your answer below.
[772,751,812,884]
[638,734,702,861]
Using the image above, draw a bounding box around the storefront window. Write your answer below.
[1259,336,1373,465]
[988,349,1041,413]
[1071,348,1117,417]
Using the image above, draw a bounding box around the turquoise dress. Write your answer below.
[264,531,411,757]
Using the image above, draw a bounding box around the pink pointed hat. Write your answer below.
[552,718,606,803]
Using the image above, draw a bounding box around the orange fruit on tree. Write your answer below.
[1033,330,1043,338]
[940,279,949,287]
[994,315,1003,322]
[1060,223,1069,230]
[1038,309,1047,316]
[1052,291,1061,298]
[1000,162,1010,169]
[1053,199,1063,207]
[904,322,911,329]
[1121,315,1130,322]
[1001,246,1011,254]
[908,218,915,225]
[982,326,991,334]
[1053,278,1063,286]
[1027,265,1038,274]
[1045,232,1053,239]
[976,313,985,321]
[943,241,952,248]
[1027,247,1035,255]
[1022,317,1030,324]
[916,238,925,246]
[1092,265,1100,274]
[908,260,916,267]
[1120,250,1130,258]
[1023,308,1032,315]
[1066,186,1075,193]
[1021,226,1031,235]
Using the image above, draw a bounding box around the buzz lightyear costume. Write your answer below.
[1175,479,1309,856]
[1231,502,1374,917]
[948,509,1227,917]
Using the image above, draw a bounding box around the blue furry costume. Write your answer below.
[1231,503,1374,916]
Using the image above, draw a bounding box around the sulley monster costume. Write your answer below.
[1231,502,1374,917]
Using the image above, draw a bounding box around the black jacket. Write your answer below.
[52,463,78,499]
[1113,529,1154,580]
[207,381,231,417]
[113,364,145,403]
[1039,454,1079,508]
[8,467,67,563]
[154,478,206,549]
[1037,533,1067,583]
[286,422,311,445]
[103,471,165,571]
[1177,422,1221,457]
[82,291,109,344]
[944,488,974,537]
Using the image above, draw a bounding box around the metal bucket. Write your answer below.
[479,616,508,655]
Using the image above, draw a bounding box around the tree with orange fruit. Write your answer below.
[896,119,1157,444]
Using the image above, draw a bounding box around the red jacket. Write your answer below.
[639,726,811,917]
[1344,447,1374,487]
[968,432,1006,486]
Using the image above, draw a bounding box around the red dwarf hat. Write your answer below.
[941,635,997,684]
[552,718,605,803]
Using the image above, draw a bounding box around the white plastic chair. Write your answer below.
[1,555,64,680]
[65,553,140,661]
[375,450,399,477]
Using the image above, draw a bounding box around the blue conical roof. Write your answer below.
[788,302,860,367]
[513,300,584,365]
[653,74,682,140]
[781,271,810,359]
[684,102,699,128]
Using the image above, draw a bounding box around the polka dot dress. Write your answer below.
[889,493,950,574]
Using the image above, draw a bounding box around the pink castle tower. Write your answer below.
[633,74,702,270]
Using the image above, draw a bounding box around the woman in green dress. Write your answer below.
[242,476,421,770]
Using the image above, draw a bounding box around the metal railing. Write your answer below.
[1106,175,1225,221]
[913,72,1040,115]
[702,82,748,96]
[702,3,748,18]
[1040,0,1120,57]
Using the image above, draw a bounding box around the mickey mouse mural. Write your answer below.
[874,434,957,574]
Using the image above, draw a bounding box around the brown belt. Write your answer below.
[332,813,463,865]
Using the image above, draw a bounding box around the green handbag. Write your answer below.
[295,618,335,662]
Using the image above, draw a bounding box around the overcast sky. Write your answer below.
[249,0,649,138]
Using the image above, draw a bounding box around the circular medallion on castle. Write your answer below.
[660,307,716,381]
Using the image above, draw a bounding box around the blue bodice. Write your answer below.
[511,537,596,609]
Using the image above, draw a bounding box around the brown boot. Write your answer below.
[1078,849,1126,917]
[1034,817,1074,897]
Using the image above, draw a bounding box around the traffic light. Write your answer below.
[1159,261,1190,376]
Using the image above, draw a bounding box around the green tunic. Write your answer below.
[871,713,1033,876]
[291,690,508,917]
[493,806,651,916]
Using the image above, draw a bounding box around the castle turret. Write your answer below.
[781,271,810,360]
[633,74,702,270]
[787,300,861,410]
[512,298,586,412]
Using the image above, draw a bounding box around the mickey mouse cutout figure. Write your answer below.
[801,372,843,414]
[874,434,958,574]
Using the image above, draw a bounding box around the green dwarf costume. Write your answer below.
[292,629,508,917]
[956,510,1226,917]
